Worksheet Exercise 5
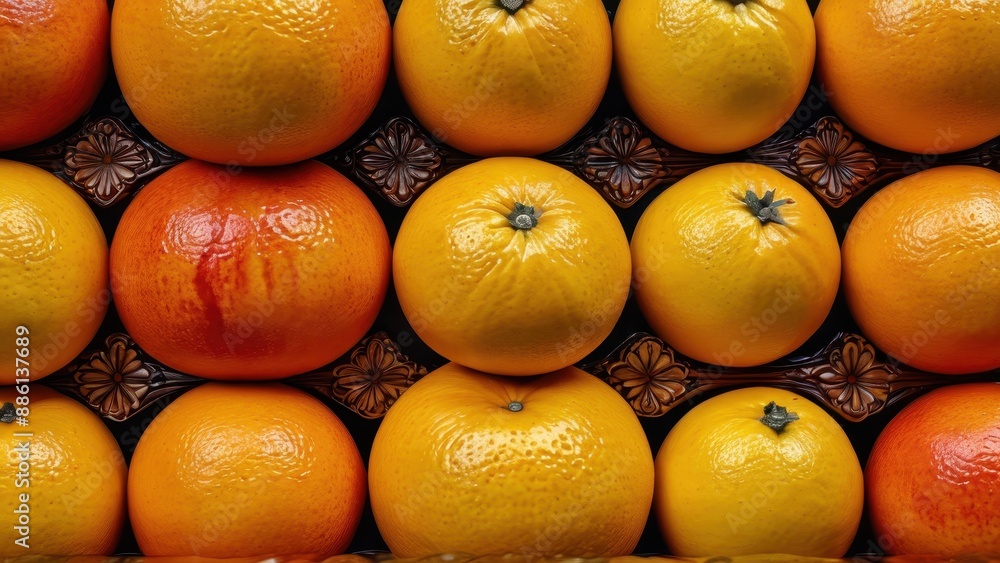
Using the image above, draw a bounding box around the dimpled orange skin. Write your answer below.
[393,0,611,156]
[128,383,366,557]
[816,0,1000,154]
[866,383,1000,555]
[0,159,109,383]
[655,387,864,557]
[842,166,1000,374]
[110,159,390,379]
[631,163,840,367]
[111,0,390,166]
[0,0,109,151]
[614,0,814,154]
[369,363,654,558]
[0,386,126,556]
[393,157,631,376]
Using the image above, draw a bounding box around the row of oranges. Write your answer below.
[6,369,999,557]
[3,0,998,161]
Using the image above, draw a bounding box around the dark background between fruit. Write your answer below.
[3,0,982,557]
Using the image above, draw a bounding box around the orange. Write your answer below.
[393,0,611,156]
[128,383,366,557]
[369,363,654,558]
[655,387,863,557]
[866,383,1000,555]
[0,386,127,556]
[0,159,109,383]
[631,163,840,367]
[0,0,109,151]
[110,159,390,379]
[842,166,1000,374]
[816,0,1000,154]
[614,0,815,154]
[111,0,390,166]
[393,157,630,376]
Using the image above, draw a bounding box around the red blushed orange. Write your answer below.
[866,383,1000,555]
[110,160,390,379]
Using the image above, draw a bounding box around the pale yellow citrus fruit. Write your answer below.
[614,0,815,153]
[655,387,864,557]
[393,157,631,376]
[0,386,127,556]
[393,0,612,156]
[369,363,654,558]
[0,159,109,383]
[631,163,840,367]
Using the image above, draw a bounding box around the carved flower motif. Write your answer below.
[75,334,152,421]
[799,334,898,420]
[356,118,443,205]
[64,119,153,204]
[604,336,690,416]
[792,117,878,203]
[331,335,428,418]
[578,118,667,206]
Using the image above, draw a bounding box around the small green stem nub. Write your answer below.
[744,189,794,226]
[507,202,539,231]
[507,401,524,412]
[760,401,798,433]
[498,0,525,13]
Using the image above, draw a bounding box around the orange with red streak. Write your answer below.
[110,159,390,379]
[866,383,1000,555]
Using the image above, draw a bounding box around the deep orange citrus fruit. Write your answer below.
[393,0,612,156]
[631,163,840,367]
[816,0,1000,154]
[0,0,109,151]
[843,166,1000,374]
[129,383,366,556]
[0,159,109,383]
[393,157,631,376]
[866,383,1000,555]
[0,386,126,556]
[111,0,390,165]
[369,363,654,558]
[110,159,390,379]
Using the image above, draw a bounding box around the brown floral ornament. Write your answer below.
[64,119,155,206]
[599,335,691,416]
[586,331,970,422]
[45,333,202,422]
[289,332,428,419]
[343,117,446,206]
[790,117,879,205]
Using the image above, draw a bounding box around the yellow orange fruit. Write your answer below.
[631,163,840,367]
[655,387,864,557]
[110,159,390,379]
[614,0,815,153]
[0,386,126,556]
[369,363,654,558]
[816,0,1000,154]
[0,159,109,383]
[393,0,611,156]
[111,0,390,166]
[393,157,630,375]
[866,383,1000,555]
[128,383,366,557]
[0,0,109,151]
[842,166,1000,374]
